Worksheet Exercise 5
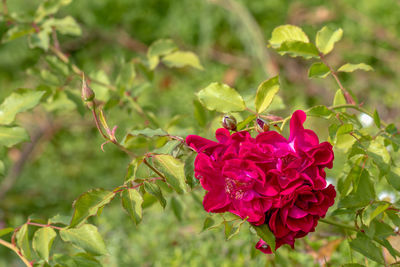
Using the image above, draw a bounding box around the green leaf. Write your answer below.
[252,224,276,252]
[236,115,256,131]
[197,82,246,113]
[0,160,4,176]
[255,76,280,113]
[170,197,183,221]
[349,233,384,264]
[48,214,71,225]
[307,105,333,118]
[276,40,319,58]
[147,39,178,69]
[342,264,365,267]
[60,224,107,256]
[162,51,203,70]
[0,227,14,237]
[333,89,346,106]
[0,89,45,125]
[373,109,381,128]
[16,224,32,260]
[35,0,72,22]
[338,63,373,72]
[367,203,389,225]
[315,26,343,55]
[0,126,29,147]
[269,25,309,48]
[28,31,51,51]
[152,154,187,194]
[144,182,166,208]
[386,167,400,191]
[308,62,330,78]
[367,138,390,175]
[184,153,198,189]
[2,25,35,42]
[339,169,375,208]
[32,227,57,261]
[121,189,143,225]
[70,189,115,227]
[42,16,81,36]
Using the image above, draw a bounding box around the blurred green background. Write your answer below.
[1,0,400,266]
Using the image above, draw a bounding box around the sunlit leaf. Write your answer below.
[32,227,57,261]
[162,51,203,70]
[316,26,343,55]
[255,76,280,113]
[338,63,373,72]
[152,154,187,194]
[121,189,143,225]
[0,126,29,147]
[269,24,309,48]
[308,62,330,78]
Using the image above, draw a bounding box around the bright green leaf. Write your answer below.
[125,128,168,139]
[338,63,373,72]
[152,154,187,194]
[197,82,246,113]
[307,105,333,118]
[170,197,183,221]
[269,25,309,48]
[32,227,57,261]
[333,89,346,107]
[0,228,14,237]
[373,109,381,128]
[308,62,330,78]
[367,204,390,225]
[276,40,319,58]
[43,16,81,36]
[16,224,32,260]
[147,39,178,69]
[2,25,35,42]
[0,126,29,147]
[144,182,166,208]
[339,169,375,208]
[70,189,115,227]
[315,26,343,55]
[0,89,45,125]
[162,51,203,70]
[60,224,107,256]
[121,189,143,225]
[255,76,280,113]
[386,167,400,191]
[35,0,72,22]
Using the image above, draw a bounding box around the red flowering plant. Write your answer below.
[187,110,336,253]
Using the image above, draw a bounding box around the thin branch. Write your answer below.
[143,157,167,181]
[26,222,63,231]
[319,53,355,105]
[2,0,8,16]
[0,238,32,267]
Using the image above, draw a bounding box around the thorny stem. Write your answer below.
[319,53,355,105]
[0,239,32,267]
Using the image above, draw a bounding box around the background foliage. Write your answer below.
[1,0,400,266]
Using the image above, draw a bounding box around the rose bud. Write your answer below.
[81,74,95,102]
[222,114,237,131]
[256,118,269,133]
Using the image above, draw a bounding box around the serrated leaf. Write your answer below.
[32,227,57,261]
[338,63,373,72]
[333,89,346,106]
[170,197,183,221]
[349,233,384,264]
[307,105,333,118]
[0,126,29,147]
[121,189,143,225]
[162,51,203,70]
[144,182,166,208]
[308,62,330,78]
[373,109,381,128]
[0,227,14,237]
[184,153,197,189]
[70,189,115,227]
[269,25,309,48]
[276,41,319,58]
[126,128,168,139]
[252,224,276,252]
[42,16,81,36]
[255,76,280,113]
[152,155,187,194]
[197,82,246,113]
[125,157,143,182]
[60,224,107,256]
[316,26,343,55]
[0,89,45,125]
[339,169,375,208]
[16,224,32,260]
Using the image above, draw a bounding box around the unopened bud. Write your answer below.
[81,74,95,102]
[256,118,269,133]
[222,114,237,131]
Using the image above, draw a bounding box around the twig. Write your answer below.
[0,238,32,267]
[143,157,167,181]
[319,53,355,105]
[26,222,63,231]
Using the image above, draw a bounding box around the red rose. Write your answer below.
[186,110,336,253]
